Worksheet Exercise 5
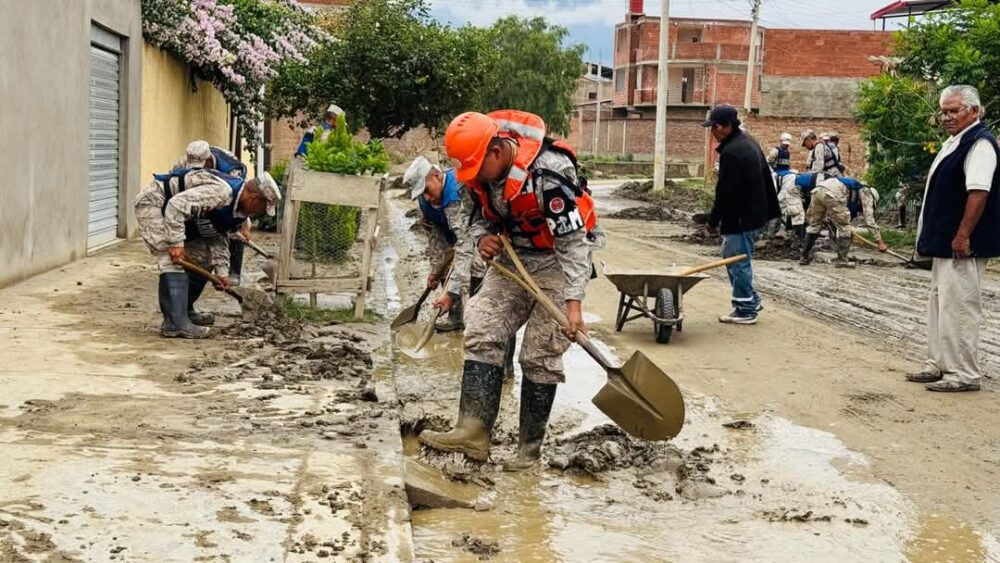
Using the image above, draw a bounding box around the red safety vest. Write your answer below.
[468,110,596,250]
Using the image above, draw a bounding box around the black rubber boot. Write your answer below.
[503,378,557,471]
[187,274,215,327]
[799,233,819,265]
[159,274,175,334]
[503,335,516,380]
[228,238,244,287]
[161,273,210,339]
[419,360,503,462]
[793,224,806,243]
[834,237,856,269]
[435,292,465,333]
[896,206,907,229]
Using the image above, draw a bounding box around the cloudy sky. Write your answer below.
[427,0,906,65]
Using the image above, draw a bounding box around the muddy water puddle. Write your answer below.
[397,336,987,562]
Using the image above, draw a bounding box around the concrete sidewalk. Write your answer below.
[0,241,413,561]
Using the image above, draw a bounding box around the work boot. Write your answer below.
[503,335,517,381]
[504,377,557,471]
[229,238,244,287]
[435,292,465,333]
[160,273,210,339]
[799,233,819,265]
[159,274,176,334]
[833,237,856,269]
[419,360,503,462]
[187,274,215,327]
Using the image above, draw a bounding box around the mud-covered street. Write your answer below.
[0,180,997,562]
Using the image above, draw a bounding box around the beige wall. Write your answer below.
[139,43,232,186]
[0,0,142,288]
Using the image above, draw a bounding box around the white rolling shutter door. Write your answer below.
[88,40,121,249]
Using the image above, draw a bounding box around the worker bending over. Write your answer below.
[800,177,887,267]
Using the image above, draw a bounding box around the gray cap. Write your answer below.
[186,140,212,167]
[326,103,344,116]
[258,172,281,216]
[800,129,816,146]
[403,156,435,200]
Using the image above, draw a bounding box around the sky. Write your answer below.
[427,0,907,65]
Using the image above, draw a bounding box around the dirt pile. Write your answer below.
[613,180,712,215]
[607,206,689,222]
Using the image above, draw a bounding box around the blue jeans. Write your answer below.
[722,230,761,316]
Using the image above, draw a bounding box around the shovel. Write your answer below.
[179,258,274,311]
[852,232,912,264]
[391,250,455,329]
[495,237,684,441]
[237,236,277,282]
[178,259,244,304]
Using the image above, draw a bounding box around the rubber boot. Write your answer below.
[228,238,244,287]
[502,335,516,381]
[793,224,806,243]
[503,378,557,471]
[799,233,819,265]
[159,274,176,334]
[896,206,907,229]
[834,237,856,269]
[419,360,503,462]
[435,292,465,333]
[161,273,210,339]
[187,274,215,327]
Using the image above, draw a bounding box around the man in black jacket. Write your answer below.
[702,105,780,325]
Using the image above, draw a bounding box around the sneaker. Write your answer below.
[925,380,980,392]
[905,371,942,383]
[719,312,758,325]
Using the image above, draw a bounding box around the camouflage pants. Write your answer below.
[805,185,850,239]
[464,255,569,384]
[136,204,215,274]
[781,177,807,227]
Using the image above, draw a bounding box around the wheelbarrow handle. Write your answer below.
[178,258,244,304]
[675,254,747,276]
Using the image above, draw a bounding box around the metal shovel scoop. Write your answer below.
[494,237,685,441]
[178,258,273,312]
[392,250,455,329]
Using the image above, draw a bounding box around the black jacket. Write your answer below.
[708,128,780,234]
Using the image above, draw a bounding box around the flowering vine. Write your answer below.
[141,0,326,152]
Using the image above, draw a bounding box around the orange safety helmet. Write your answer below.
[445,112,500,183]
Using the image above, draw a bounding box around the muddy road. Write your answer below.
[388,180,998,562]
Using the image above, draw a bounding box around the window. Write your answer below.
[615,68,627,92]
[588,91,597,100]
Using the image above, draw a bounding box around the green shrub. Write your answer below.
[296,115,389,263]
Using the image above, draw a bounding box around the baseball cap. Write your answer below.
[800,129,816,146]
[403,156,434,200]
[701,104,738,127]
[326,104,344,116]
[186,140,212,168]
[257,172,282,217]
[780,132,792,145]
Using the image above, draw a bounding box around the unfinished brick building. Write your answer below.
[568,0,895,173]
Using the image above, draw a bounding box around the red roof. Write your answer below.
[870,0,957,20]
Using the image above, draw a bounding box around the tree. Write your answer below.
[476,17,585,136]
[855,0,1000,199]
[266,1,586,139]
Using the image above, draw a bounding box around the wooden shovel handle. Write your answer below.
[488,260,617,372]
[852,232,911,263]
[178,259,244,304]
[675,254,747,277]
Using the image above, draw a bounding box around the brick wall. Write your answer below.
[267,117,438,169]
[762,29,894,77]
[743,115,866,173]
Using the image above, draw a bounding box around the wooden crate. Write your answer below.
[275,159,385,319]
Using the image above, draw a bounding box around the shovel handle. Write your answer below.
[243,238,272,259]
[488,260,618,371]
[178,259,244,304]
[852,232,910,263]
[675,254,747,277]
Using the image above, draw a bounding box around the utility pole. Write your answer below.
[652,0,670,191]
[743,0,762,113]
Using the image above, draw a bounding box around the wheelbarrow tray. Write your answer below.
[604,269,709,343]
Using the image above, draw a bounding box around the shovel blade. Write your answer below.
[591,351,685,441]
[397,320,436,358]
[391,304,419,329]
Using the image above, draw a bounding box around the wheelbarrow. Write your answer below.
[604,255,747,344]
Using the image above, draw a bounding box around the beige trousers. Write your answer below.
[924,257,987,384]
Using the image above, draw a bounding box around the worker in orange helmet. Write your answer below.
[418,110,600,470]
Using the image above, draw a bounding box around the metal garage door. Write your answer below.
[88,33,121,249]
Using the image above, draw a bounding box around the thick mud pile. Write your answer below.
[606,206,689,222]
[612,180,711,215]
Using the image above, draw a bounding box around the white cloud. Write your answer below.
[428,0,625,28]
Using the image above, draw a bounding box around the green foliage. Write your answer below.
[880,228,918,249]
[303,115,390,175]
[266,0,585,138]
[278,295,378,323]
[296,203,359,262]
[269,159,290,187]
[854,75,940,198]
[856,0,1000,200]
[257,160,290,232]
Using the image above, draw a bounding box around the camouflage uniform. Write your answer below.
[807,142,842,181]
[463,150,592,385]
[806,177,852,239]
[780,173,808,227]
[425,188,486,294]
[134,169,238,276]
[854,186,882,241]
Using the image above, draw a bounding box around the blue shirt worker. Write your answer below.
[906,85,1000,393]
[295,103,344,157]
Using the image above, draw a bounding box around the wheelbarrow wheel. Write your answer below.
[654,288,675,344]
